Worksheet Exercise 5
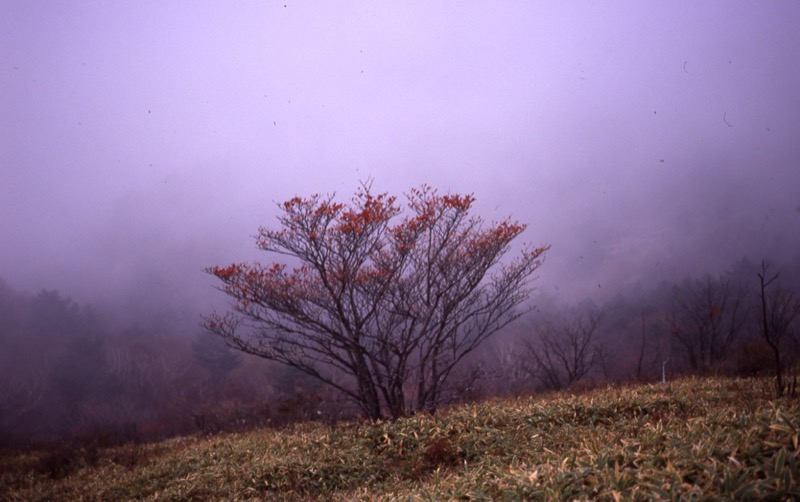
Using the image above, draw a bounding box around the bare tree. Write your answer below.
[204,183,548,420]
[669,276,749,374]
[757,261,800,397]
[521,306,603,390]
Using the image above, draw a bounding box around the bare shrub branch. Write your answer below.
[204,183,548,419]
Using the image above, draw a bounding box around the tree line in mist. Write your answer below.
[1,256,798,448]
[486,257,800,397]
[0,280,343,447]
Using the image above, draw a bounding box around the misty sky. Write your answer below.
[2,1,799,318]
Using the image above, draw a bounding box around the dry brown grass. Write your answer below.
[1,376,797,501]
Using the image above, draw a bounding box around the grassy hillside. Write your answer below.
[2,377,798,501]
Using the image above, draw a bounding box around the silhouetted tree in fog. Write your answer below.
[205,183,549,420]
[521,305,603,390]
[669,275,748,374]
[595,290,672,383]
[1,279,350,445]
[757,261,800,397]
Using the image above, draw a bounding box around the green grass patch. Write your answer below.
[2,377,798,501]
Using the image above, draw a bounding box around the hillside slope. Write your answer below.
[2,377,798,501]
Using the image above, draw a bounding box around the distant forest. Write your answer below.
[1,256,798,447]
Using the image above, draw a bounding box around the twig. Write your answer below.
[723,112,733,128]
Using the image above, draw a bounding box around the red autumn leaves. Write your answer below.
[208,184,543,319]
[205,183,549,418]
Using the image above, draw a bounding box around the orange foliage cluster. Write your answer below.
[315,201,344,216]
[213,186,539,314]
[524,245,551,261]
[491,220,526,241]
[441,193,475,210]
[389,214,428,248]
[337,193,398,235]
[275,191,403,238]
[389,187,477,246]
[464,221,526,258]
[210,263,244,281]
[209,262,289,304]
[282,196,305,211]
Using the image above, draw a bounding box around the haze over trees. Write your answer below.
[0,280,329,447]
[2,244,800,447]
[519,304,605,391]
[757,261,800,397]
[1,187,799,446]
[2,7,799,492]
[204,183,549,420]
[668,275,749,374]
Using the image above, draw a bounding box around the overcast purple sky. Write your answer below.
[2,1,799,318]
